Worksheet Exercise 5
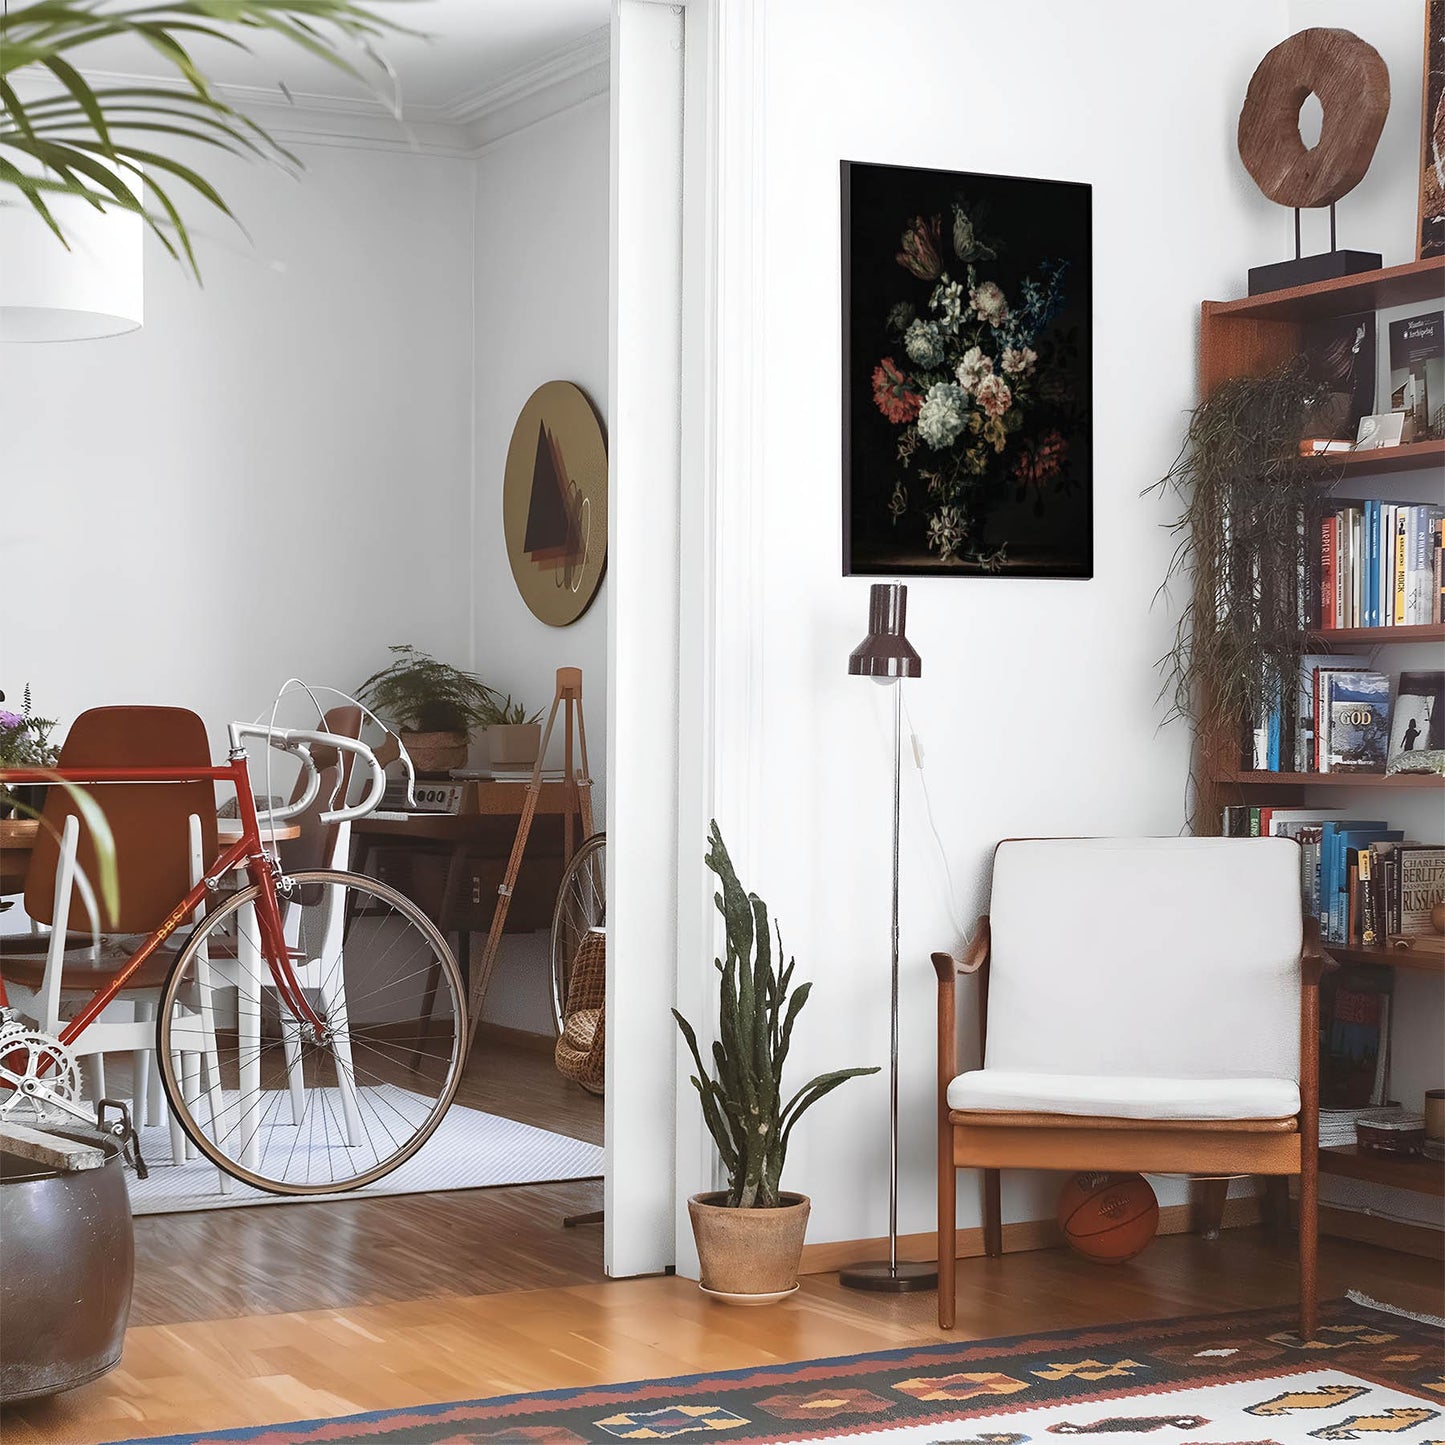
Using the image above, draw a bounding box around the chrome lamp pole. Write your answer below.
[839,582,937,1293]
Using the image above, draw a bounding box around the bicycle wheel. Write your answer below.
[550,832,606,1034]
[157,869,466,1194]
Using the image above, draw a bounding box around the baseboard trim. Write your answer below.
[474,1021,555,1055]
[798,1196,1262,1275]
[1317,1203,1444,1261]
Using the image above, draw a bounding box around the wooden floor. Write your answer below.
[5,1230,1442,1445]
[131,1026,606,1325]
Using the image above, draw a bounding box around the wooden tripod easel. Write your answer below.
[465,667,594,1053]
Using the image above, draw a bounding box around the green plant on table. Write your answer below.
[357,646,497,734]
[672,821,878,1209]
[1,1,409,278]
[477,693,543,727]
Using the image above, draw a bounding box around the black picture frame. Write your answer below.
[842,160,1093,578]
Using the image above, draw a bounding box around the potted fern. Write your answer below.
[357,646,497,777]
[673,823,878,1303]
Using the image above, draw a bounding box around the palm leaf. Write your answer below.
[0,0,415,278]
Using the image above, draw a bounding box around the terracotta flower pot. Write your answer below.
[687,1191,810,1303]
[401,730,469,778]
[486,723,542,769]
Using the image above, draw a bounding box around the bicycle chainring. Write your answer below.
[0,1027,84,1122]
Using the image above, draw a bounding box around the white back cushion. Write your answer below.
[985,838,1302,1083]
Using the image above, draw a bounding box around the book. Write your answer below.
[1396,844,1445,935]
[1388,311,1443,440]
[1321,671,1391,773]
[1297,653,1367,773]
[1319,966,1393,1109]
[1406,505,1445,623]
[1387,670,1444,765]
[1303,311,1377,440]
[1394,510,1408,624]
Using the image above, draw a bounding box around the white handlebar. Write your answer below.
[227,722,391,825]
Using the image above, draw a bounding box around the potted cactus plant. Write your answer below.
[673,822,878,1303]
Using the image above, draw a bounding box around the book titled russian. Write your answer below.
[1321,671,1391,773]
[1396,845,1445,936]
[1389,311,1444,441]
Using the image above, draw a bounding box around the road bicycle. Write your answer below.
[0,720,467,1194]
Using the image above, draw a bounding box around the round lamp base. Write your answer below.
[837,1259,938,1293]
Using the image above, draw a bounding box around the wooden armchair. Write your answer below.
[933,837,1323,1338]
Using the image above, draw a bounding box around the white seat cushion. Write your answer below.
[947,1069,1300,1121]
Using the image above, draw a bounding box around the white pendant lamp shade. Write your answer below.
[0,174,143,342]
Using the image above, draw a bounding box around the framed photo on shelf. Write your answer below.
[841,161,1093,578]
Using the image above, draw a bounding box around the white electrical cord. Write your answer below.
[898,688,970,942]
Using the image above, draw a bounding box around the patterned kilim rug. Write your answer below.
[106,1295,1442,1445]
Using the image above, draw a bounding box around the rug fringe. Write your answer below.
[1347,1288,1445,1328]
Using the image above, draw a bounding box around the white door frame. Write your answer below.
[606,0,766,1278]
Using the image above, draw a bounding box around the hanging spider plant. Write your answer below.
[1146,359,1337,820]
[0,0,412,278]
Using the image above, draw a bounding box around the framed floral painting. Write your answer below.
[842,161,1093,577]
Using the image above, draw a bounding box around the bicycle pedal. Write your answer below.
[97,1098,149,1180]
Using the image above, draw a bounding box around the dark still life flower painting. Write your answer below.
[842,161,1093,577]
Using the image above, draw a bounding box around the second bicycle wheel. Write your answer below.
[157,869,466,1194]
[550,832,606,1035]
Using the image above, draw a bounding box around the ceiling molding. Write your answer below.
[20,27,612,158]
[442,25,610,128]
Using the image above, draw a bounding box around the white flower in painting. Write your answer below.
[927,505,968,561]
[955,345,993,393]
[916,382,968,449]
[970,280,1009,327]
[1001,346,1037,377]
[975,372,1012,418]
[931,276,967,331]
[904,319,946,369]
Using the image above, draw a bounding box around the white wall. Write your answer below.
[469,95,612,1033]
[0,143,475,742]
[694,0,1304,1249]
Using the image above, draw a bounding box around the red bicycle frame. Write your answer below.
[0,752,326,1042]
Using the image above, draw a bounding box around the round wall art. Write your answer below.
[502,380,608,627]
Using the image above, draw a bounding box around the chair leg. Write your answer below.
[1191,1176,1230,1239]
[938,1141,956,1329]
[983,1168,1002,1258]
[1298,1158,1318,1341]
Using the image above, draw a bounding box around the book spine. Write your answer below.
[1405,506,1421,625]
[1347,857,1359,947]
[1348,507,1361,629]
[1435,516,1444,625]
[1394,511,1408,624]
[1338,509,1349,629]
[1360,848,1377,947]
[1379,504,1394,627]
[1365,501,1378,629]
[1318,673,1331,773]
[1320,515,1335,629]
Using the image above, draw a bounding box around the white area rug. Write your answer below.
[126,1101,603,1214]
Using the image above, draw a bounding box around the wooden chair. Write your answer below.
[1,706,223,1169]
[932,836,1322,1339]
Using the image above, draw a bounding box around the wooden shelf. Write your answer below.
[1205,256,1445,323]
[1305,438,1445,478]
[1323,943,1445,976]
[1319,1144,1445,1197]
[1305,623,1445,645]
[1213,770,1445,789]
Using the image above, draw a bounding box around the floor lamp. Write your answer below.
[839,582,937,1293]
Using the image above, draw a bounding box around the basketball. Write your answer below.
[1056,1172,1159,1264]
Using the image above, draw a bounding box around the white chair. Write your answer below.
[932,836,1321,1338]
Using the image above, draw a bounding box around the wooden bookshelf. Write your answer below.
[1206,256,1445,324]
[1212,770,1445,789]
[1319,1145,1445,1197]
[1306,438,1445,479]
[1306,623,1445,645]
[1323,942,1445,976]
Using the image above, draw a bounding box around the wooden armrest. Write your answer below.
[1300,916,1330,987]
[932,916,991,982]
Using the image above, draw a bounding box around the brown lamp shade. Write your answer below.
[848,582,921,680]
